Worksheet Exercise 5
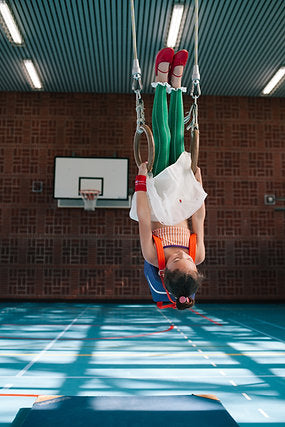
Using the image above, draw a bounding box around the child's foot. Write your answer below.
[171,65,184,88]
[170,50,188,88]
[156,62,170,83]
[155,47,174,83]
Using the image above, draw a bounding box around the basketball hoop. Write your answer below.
[80,189,100,211]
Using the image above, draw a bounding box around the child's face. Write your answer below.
[166,249,197,275]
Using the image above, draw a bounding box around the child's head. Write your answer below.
[164,249,204,309]
[166,249,197,275]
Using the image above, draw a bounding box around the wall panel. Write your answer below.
[0,92,284,301]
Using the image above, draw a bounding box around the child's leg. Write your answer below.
[168,89,185,165]
[152,84,171,176]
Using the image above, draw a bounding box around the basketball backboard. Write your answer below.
[53,156,130,208]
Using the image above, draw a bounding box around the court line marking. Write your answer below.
[0,374,283,379]
[0,323,180,327]
[157,308,223,327]
[229,319,285,344]
[0,383,13,391]
[157,307,277,422]
[253,318,285,331]
[242,393,251,400]
[1,351,284,357]
[15,307,89,377]
[158,309,245,405]
[159,307,278,425]
[0,324,220,329]
[258,408,269,418]
[222,308,285,331]
[0,343,275,349]
[190,309,223,326]
[0,325,174,342]
[0,393,39,397]
[0,324,102,326]
[0,304,277,425]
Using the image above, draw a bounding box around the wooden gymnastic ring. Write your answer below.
[190,128,199,173]
[134,124,155,172]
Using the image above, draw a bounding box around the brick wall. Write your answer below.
[0,92,284,301]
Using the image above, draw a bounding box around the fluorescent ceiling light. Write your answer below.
[0,1,23,44]
[262,67,285,95]
[167,4,184,48]
[23,60,43,89]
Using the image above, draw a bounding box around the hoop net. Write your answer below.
[80,189,100,211]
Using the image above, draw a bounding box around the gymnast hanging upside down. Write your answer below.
[130,48,207,310]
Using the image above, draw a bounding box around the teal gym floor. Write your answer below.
[0,302,284,426]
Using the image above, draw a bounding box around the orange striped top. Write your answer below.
[152,226,190,249]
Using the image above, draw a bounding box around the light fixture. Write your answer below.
[167,4,184,48]
[262,67,285,95]
[0,0,23,44]
[23,60,43,89]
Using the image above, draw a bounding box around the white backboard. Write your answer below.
[54,157,129,200]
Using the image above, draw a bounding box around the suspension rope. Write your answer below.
[184,0,200,173]
[130,0,138,61]
[130,0,143,116]
[130,0,155,172]
[194,0,199,67]
[191,0,200,99]
[185,0,200,117]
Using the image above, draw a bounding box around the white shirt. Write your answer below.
[129,152,207,225]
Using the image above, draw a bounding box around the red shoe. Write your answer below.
[170,49,189,78]
[155,47,175,76]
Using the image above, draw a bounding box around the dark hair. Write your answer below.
[164,268,204,310]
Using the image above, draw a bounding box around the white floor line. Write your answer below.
[253,318,285,331]
[242,393,251,400]
[229,319,285,344]
[258,408,269,418]
[227,308,285,331]
[0,374,283,380]
[158,309,226,370]
[0,383,13,391]
[15,307,89,377]
[157,308,278,417]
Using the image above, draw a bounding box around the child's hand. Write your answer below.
[138,162,148,176]
[194,167,202,184]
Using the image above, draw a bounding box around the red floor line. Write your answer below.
[0,323,211,328]
[0,393,39,397]
[0,325,174,341]
[190,309,223,326]
[0,324,102,327]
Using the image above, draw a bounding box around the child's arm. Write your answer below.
[191,167,206,265]
[136,163,158,266]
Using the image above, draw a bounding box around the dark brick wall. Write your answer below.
[0,92,284,301]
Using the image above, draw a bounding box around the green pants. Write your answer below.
[152,85,185,176]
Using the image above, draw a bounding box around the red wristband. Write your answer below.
[135,175,147,192]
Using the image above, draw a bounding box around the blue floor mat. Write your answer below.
[17,394,239,427]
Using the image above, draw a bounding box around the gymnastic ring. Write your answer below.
[134,124,155,172]
[190,128,199,173]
